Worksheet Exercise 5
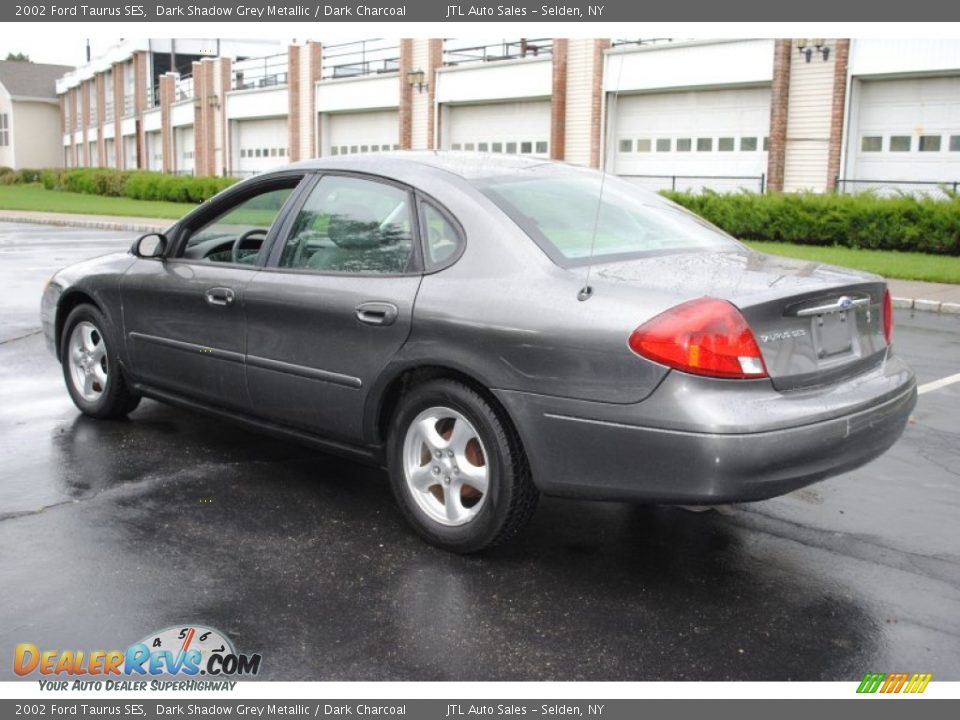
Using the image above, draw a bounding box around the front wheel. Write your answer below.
[387,379,538,553]
[61,304,141,419]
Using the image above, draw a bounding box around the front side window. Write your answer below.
[279,175,414,275]
[180,184,298,264]
[478,171,739,265]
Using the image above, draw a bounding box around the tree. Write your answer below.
[4,52,30,62]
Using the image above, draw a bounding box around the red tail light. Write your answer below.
[628,297,768,379]
[882,289,894,345]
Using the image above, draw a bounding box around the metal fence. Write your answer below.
[834,177,959,198]
[321,39,400,80]
[620,173,766,194]
[233,53,289,91]
[443,38,552,65]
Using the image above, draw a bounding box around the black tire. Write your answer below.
[60,304,141,419]
[387,378,538,553]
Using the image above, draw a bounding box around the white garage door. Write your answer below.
[175,126,194,175]
[236,117,288,175]
[445,101,551,157]
[612,87,771,193]
[145,131,162,171]
[327,110,399,156]
[123,135,138,170]
[848,76,960,194]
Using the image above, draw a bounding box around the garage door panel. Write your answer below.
[613,86,771,190]
[446,101,551,157]
[327,110,399,156]
[236,118,288,174]
[850,76,960,190]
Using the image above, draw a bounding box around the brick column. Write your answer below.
[426,39,442,150]
[766,39,792,192]
[826,39,851,192]
[550,39,568,161]
[112,62,124,168]
[288,45,302,162]
[216,57,231,175]
[133,51,147,169]
[159,73,175,173]
[96,74,106,166]
[398,39,413,150]
[590,39,609,169]
[81,83,91,165]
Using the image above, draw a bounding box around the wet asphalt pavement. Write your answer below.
[0,221,959,682]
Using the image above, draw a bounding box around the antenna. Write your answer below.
[579,50,625,302]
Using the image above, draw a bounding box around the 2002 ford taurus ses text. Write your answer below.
[41,153,917,552]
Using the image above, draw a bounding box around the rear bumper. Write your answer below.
[494,355,916,503]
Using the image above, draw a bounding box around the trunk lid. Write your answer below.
[595,248,888,390]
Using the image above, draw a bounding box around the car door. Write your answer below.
[120,174,306,408]
[243,172,423,442]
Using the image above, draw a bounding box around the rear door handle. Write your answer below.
[355,301,399,326]
[205,287,235,307]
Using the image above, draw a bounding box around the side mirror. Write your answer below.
[132,233,167,259]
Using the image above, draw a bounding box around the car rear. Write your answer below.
[476,165,916,503]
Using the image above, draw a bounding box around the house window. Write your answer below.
[889,136,910,152]
[451,143,462,150]
[520,141,532,154]
[718,137,735,152]
[618,138,633,152]
[636,138,651,152]
[950,135,960,152]
[740,137,758,151]
[505,142,517,154]
[918,135,941,152]
[535,141,548,154]
[478,142,489,152]
[0,113,8,147]
[861,136,882,152]
[656,138,671,152]
[763,136,769,151]
[491,142,503,153]
[675,138,691,152]
[697,138,713,152]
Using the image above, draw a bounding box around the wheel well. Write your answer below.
[54,291,100,356]
[376,366,519,446]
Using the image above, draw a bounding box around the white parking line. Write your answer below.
[918,372,960,395]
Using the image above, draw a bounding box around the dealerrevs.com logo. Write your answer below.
[14,625,261,683]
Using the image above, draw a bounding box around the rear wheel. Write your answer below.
[61,304,141,419]
[387,379,538,553]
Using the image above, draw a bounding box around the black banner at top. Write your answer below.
[5,0,960,22]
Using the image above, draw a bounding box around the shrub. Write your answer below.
[48,168,238,204]
[661,190,960,256]
[0,168,42,185]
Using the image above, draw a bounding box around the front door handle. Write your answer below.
[356,301,399,327]
[205,287,235,307]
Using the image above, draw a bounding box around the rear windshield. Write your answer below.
[477,173,740,265]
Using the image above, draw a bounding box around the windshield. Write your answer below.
[478,173,740,265]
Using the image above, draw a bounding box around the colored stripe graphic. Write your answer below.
[857,672,931,694]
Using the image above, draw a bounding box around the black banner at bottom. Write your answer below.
[1,699,958,720]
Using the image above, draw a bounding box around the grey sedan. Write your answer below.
[41,153,917,552]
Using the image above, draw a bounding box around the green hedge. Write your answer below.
[38,168,237,204]
[663,190,960,256]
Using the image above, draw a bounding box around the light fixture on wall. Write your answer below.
[406,69,427,93]
[796,38,830,63]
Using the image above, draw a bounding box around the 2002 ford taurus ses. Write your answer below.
[41,153,917,552]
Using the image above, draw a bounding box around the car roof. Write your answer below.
[284,151,572,181]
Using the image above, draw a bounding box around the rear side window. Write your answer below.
[478,173,738,265]
[278,175,414,274]
[420,202,464,269]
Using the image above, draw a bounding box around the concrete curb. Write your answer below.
[2,214,958,315]
[892,297,960,315]
[0,214,167,234]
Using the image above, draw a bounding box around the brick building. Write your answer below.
[56,38,960,195]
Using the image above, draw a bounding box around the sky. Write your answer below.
[0,37,113,67]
